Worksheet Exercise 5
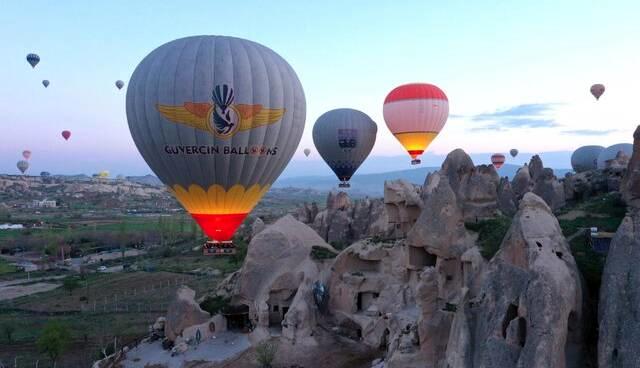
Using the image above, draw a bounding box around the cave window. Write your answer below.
[556,251,563,259]
[501,303,519,339]
[517,317,526,347]
[536,241,542,248]
[273,305,279,312]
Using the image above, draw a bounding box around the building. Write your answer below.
[30,199,57,208]
[588,228,614,255]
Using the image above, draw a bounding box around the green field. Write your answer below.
[0,217,243,367]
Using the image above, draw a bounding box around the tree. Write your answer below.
[2,323,15,343]
[62,277,81,295]
[37,321,71,367]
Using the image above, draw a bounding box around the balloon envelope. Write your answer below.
[22,150,31,160]
[312,108,377,187]
[383,83,449,165]
[491,153,506,169]
[590,84,605,100]
[571,145,604,172]
[126,35,306,242]
[26,53,40,68]
[42,80,49,88]
[303,148,311,157]
[115,80,124,90]
[17,160,29,174]
[597,143,632,169]
[510,149,518,158]
[62,130,71,140]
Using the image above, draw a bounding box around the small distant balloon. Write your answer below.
[115,80,124,90]
[22,150,31,160]
[304,148,311,157]
[98,170,109,178]
[26,53,40,68]
[510,149,518,158]
[42,80,50,88]
[491,153,506,169]
[590,84,605,100]
[62,130,71,140]
[17,160,29,174]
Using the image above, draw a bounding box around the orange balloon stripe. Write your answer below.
[170,184,270,215]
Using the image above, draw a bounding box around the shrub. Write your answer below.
[310,246,338,260]
[255,341,277,368]
[465,216,512,260]
[199,296,230,315]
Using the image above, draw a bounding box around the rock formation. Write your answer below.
[437,149,501,221]
[164,286,211,341]
[384,179,422,238]
[445,193,583,368]
[511,156,566,211]
[296,191,389,247]
[621,125,640,207]
[599,125,640,367]
[220,215,337,345]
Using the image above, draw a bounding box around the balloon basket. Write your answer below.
[338,182,351,188]
[202,240,236,256]
[411,159,421,165]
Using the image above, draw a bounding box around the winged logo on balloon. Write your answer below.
[156,84,285,138]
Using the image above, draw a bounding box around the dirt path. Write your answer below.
[121,332,250,368]
[0,282,61,301]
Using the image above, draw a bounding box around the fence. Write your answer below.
[0,273,221,368]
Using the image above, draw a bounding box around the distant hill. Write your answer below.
[274,164,573,195]
[126,174,163,187]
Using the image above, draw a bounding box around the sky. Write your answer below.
[1,0,639,177]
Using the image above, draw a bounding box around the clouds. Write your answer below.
[466,103,561,131]
[561,129,618,136]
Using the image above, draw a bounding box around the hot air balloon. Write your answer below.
[590,84,605,100]
[597,143,632,169]
[510,149,518,158]
[491,153,506,169]
[42,80,50,88]
[98,171,109,178]
[383,83,449,165]
[115,80,124,90]
[26,53,40,68]
[304,148,311,157]
[22,150,31,160]
[17,160,29,174]
[313,109,377,188]
[61,130,71,140]
[126,36,306,246]
[571,145,604,172]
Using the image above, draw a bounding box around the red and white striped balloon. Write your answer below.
[491,153,506,169]
[383,83,449,165]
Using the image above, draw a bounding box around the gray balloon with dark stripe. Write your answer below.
[312,108,377,187]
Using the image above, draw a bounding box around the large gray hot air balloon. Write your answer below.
[126,36,305,245]
[115,80,124,90]
[312,108,377,188]
[597,143,633,169]
[17,160,29,174]
[571,145,604,172]
[26,53,40,68]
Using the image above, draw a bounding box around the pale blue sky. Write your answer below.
[1,0,638,176]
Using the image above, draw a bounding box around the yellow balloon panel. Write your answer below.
[393,132,438,158]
